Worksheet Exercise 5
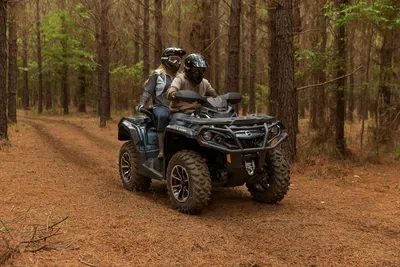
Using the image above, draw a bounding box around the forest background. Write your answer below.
[0,0,399,163]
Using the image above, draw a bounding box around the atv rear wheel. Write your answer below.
[246,149,290,204]
[119,141,151,191]
[166,150,211,214]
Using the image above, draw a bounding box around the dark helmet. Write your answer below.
[184,53,209,84]
[161,47,186,73]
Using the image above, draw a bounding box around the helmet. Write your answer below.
[161,47,186,73]
[184,54,209,84]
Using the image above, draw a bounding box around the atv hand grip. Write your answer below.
[139,108,153,119]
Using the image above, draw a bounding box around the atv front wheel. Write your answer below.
[246,149,290,204]
[119,141,151,191]
[166,150,211,214]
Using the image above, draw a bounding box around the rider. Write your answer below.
[136,47,186,159]
[167,53,217,124]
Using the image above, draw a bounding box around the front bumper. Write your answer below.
[196,122,288,153]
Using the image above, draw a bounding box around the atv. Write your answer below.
[117,90,290,214]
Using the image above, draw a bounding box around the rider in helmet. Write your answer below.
[167,53,217,124]
[136,47,186,159]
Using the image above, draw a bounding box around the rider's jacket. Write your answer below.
[139,69,173,108]
[167,73,217,114]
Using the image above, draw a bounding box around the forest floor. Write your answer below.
[0,113,399,267]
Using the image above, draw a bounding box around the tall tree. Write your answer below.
[240,3,248,114]
[78,65,86,112]
[22,29,29,110]
[335,0,347,155]
[36,0,43,114]
[99,0,110,127]
[177,0,182,47]
[310,0,327,129]
[225,0,242,93]
[269,0,297,163]
[142,0,149,82]
[268,0,278,115]
[213,0,221,93]
[154,0,162,67]
[248,0,257,114]
[60,0,69,114]
[8,0,17,123]
[0,0,7,140]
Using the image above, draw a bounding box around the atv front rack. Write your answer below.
[195,122,288,153]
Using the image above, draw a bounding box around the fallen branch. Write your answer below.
[297,66,363,91]
[78,255,97,267]
[20,231,62,244]
[25,244,79,253]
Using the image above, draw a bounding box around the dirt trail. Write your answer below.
[1,115,399,267]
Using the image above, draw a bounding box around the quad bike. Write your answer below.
[118,91,290,214]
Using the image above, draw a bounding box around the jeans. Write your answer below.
[170,113,191,126]
[153,106,170,132]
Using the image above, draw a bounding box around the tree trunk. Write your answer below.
[360,24,373,120]
[154,0,162,67]
[248,0,256,114]
[225,0,242,93]
[0,0,7,140]
[22,30,29,110]
[78,65,86,112]
[268,0,278,116]
[335,0,347,155]
[60,0,69,115]
[177,0,182,47]
[270,0,297,163]
[132,1,141,114]
[7,0,17,123]
[45,78,52,109]
[310,0,327,129]
[240,4,248,115]
[377,27,395,143]
[200,0,213,81]
[347,40,354,122]
[99,0,110,127]
[142,0,150,82]
[213,1,221,93]
[36,0,43,114]
[96,19,102,117]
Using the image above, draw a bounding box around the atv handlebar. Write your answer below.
[139,107,154,119]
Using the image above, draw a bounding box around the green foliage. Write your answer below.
[255,83,268,112]
[111,61,144,91]
[395,147,400,157]
[41,6,95,76]
[325,0,400,29]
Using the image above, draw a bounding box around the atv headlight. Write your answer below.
[202,131,213,141]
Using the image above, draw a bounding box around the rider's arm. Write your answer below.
[139,74,158,105]
[167,77,182,100]
[204,79,218,97]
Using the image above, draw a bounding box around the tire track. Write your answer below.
[24,116,118,151]
[25,119,111,173]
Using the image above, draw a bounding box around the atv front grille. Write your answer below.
[197,122,285,152]
[238,136,264,149]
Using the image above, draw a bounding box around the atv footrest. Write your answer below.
[141,158,163,180]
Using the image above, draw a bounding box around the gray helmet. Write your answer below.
[184,54,209,84]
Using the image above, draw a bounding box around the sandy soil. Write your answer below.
[0,114,399,267]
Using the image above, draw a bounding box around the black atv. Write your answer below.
[118,91,290,214]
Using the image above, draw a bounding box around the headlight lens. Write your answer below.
[202,131,213,141]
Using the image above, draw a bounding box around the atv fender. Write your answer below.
[118,118,143,145]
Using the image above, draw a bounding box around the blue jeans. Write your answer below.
[153,106,170,132]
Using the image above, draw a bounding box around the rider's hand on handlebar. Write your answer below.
[135,104,144,112]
